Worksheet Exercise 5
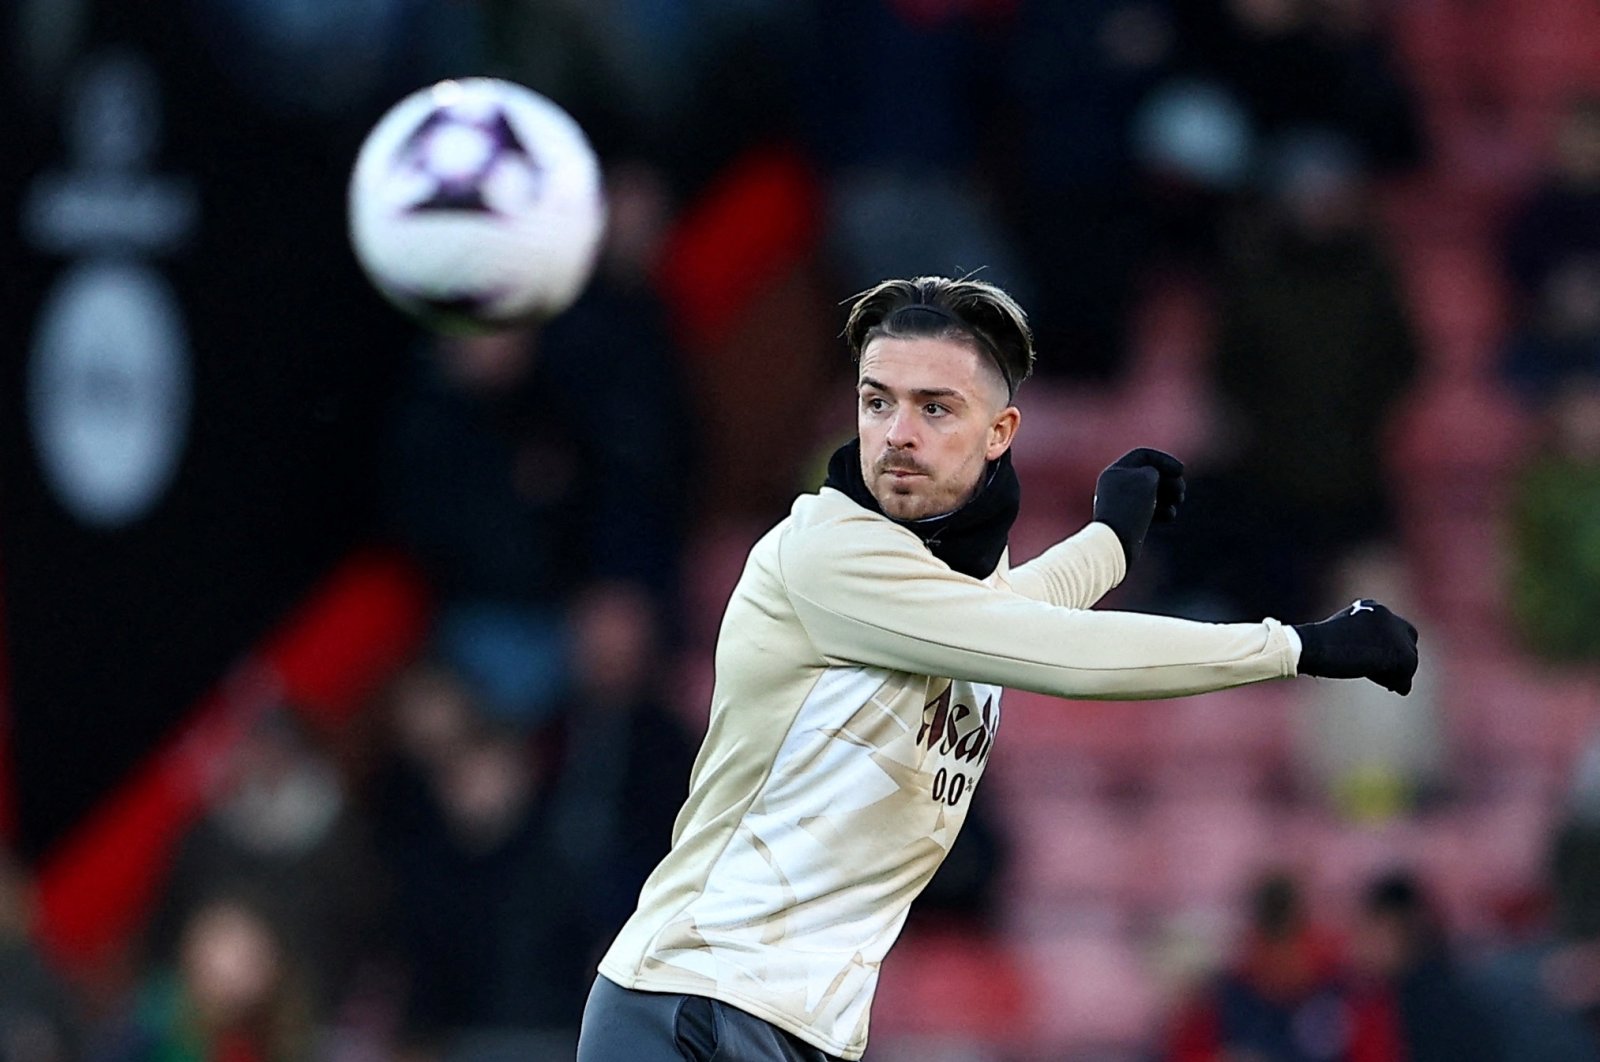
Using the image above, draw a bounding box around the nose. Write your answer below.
[884,407,918,450]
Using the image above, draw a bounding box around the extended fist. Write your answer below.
[1293,599,1421,695]
[1093,448,1186,565]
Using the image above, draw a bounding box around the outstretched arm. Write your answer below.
[781,508,1302,701]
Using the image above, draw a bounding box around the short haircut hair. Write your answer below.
[844,276,1034,401]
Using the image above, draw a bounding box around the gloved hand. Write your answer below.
[1093,448,1185,566]
[1294,599,1421,695]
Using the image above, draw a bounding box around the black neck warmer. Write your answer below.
[823,438,1020,579]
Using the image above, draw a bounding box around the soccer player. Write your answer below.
[577,276,1419,1062]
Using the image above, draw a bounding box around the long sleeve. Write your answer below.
[779,505,1299,700]
[1006,521,1126,609]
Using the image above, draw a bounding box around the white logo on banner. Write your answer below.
[23,50,197,528]
[29,263,192,526]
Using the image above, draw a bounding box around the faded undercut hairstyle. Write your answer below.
[844,276,1035,402]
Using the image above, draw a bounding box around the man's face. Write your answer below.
[857,335,1020,520]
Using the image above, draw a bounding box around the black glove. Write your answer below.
[1093,448,1185,566]
[1294,599,1421,695]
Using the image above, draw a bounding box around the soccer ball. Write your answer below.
[348,78,606,331]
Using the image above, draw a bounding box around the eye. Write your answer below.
[923,403,948,417]
[863,395,888,413]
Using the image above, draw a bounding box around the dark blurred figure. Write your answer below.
[478,0,797,190]
[370,656,694,1003]
[1501,98,1600,408]
[1172,0,1425,175]
[545,590,696,941]
[1505,97,1600,325]
[0,852,80,1062]
[1003,0,1177,381]
[368,661,481,860]
[147,708,382,1020]
[366,655,693,1056]
[382,724,593,1061]
[384,163,693,730]
[1500,102,1600,661]
[97,896,314,1062]
[1166,873,1390,1062]
[1153,133,1419,622]
[798,1,1030,312]
[1554,737,1600,949]
[1470,735,1600,1060]
[1120,0,1425,295]
[1348,872,1500,1062]
[1502,258,1600,408]
[1128,72,1254,279]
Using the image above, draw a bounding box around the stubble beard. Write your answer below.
[867,459,981,521]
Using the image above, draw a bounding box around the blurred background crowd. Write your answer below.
[3,0,1600,1059]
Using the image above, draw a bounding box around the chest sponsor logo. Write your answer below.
[915,685,997,765]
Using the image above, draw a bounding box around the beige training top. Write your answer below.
[599,486,1301,1059]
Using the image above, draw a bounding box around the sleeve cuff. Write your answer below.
[1283,624,1303,676]
[1084,521,1128,587]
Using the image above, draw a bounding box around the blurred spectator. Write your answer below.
[368,661,480,857]
[1505,96,1600,317]
[1130,74,1254,272]
[98,896,314,1062]
[480,0,798,187]
[1171,0,1425,175]
[0,852,81,1062]
[366,658,678,1054]
[1166,873,1389,1062]
[1470,735,1600,1059]
[545,588,696,939]
[1154,132,1419,621]
[381,724,593,1059]
[384,163,693,729]
[1004,0,1177,380]
[1555,735,1600,944]
[1501,98,1600,408]
[1508,382,1600,662]
[147,709,382,1018]
[1501,104,1600,663]
[1502,260,1600,406]
[370,648,694,1024]
[181,0,476,122]
[476,0,648,165]
[1121,0,1425,291]
[800,1,1030,308]
[1348,872,1500,1062]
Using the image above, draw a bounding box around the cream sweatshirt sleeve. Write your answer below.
[779,506,1300,700]
[1006,521,1127,609]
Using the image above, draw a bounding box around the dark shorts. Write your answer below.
[576,975,842,1062]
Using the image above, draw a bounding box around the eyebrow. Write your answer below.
[858,376,967,403]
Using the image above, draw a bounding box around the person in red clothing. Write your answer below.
[95,896,313,1062]
[1348,872,1502,1062]
[1166,873,1401,1062]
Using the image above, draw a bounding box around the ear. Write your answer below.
[986,405,1020,461]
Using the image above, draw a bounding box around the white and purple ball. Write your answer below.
[348,78,606,331]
